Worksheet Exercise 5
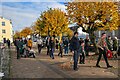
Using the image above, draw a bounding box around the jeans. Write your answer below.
[73,50,79,70]
[64,46,68,54]
[50,48,54,59]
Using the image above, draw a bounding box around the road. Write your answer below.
[7,45,120,79]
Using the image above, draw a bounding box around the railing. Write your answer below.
[0,43,10,79]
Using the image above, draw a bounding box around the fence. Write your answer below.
[0,43,10,79]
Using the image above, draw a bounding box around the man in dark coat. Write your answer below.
[70,32,80,71]
[16,38,24,59]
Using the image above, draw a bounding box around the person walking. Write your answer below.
[16,37,21,59]
[56,39,59,50]
[71,32,80,71]
[6,39,11,49]
[96,33,112,68]
[46,37,50,55]
[19,38,24,56]
[24,38,27,45]
[63,38,69,54]
[49,37,55,59]
[37,37,43,54]
[58,41,63,57]
[79,41,86,64]
[27,38,32,49]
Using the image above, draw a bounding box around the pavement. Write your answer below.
[7,45,120,79]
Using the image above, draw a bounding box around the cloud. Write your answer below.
[1,0,72,2]
[0,2,66,31]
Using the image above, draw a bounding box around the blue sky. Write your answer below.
[0,1,66,31]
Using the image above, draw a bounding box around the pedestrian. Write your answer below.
[56,39,59,50]
[19,38,24,56]
[84,35,90,56]
[96,33,112,68]
[49,37,55,59]
[27,38,32,49]
[79,41,85,64]
[24,38,27,45]
[37,37,43,54]
[113,37,118,51]
[71,32,80,71]
[79,38,84,44]
[46,37,50,55]
[6,39,11,49]
[106,36,113,51]
[63,38,69,54]
[13,38,17,47]
[58,41,63,57]
[16,37,21,59]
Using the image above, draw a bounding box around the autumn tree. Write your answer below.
[33,18,47,36]
[20,27,32,37]
[13,31,21,39]
[35,8,71,41]
[67,2,119,53]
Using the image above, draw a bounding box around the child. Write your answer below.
[79,41,85,64]
[27,47,36,58]
[58,41,63,57]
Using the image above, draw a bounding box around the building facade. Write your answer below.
[0,17,13,43]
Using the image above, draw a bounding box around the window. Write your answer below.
[2,22,5,26]
[2,29,6,33]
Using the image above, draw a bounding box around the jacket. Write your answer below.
[70,36,80,51]
[97,38,108,50]
[27,40,32,47]
[49,40,55,50]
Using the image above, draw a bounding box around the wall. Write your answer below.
[0,17,13,43]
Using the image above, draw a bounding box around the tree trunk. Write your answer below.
[89,32,99,54]
[59,33,62,43]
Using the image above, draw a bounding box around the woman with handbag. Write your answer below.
[96,33,113,68]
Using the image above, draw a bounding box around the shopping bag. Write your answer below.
[106,50,113,58]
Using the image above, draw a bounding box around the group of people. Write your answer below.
[13,38,35,59]
[106,36,119,52]
[7,32,119,71]
[71,32,119,71]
